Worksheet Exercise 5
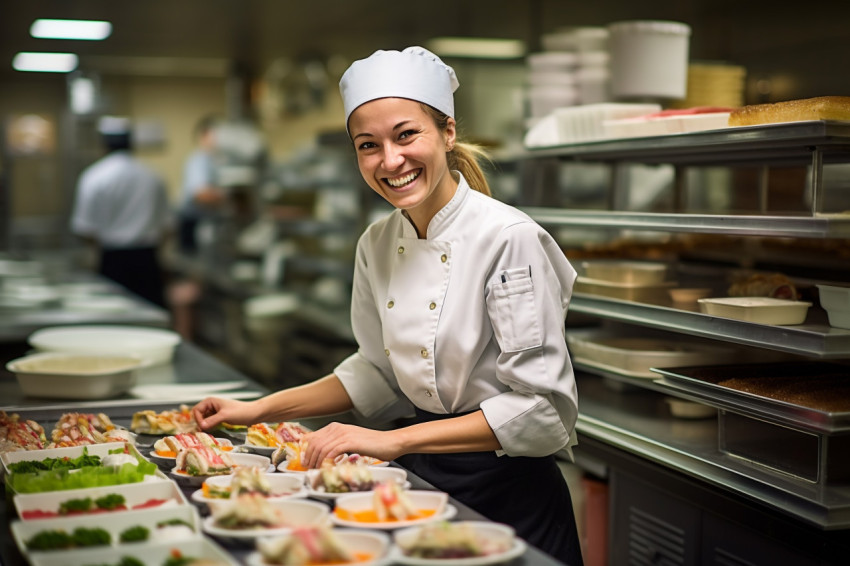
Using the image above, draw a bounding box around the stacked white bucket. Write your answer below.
[525,26,610,124]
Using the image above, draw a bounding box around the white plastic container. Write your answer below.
[28,325,180,366]
[580,260,669,285]
[817,284,850,329]
[608,20,691,100]
[698,297,812,325]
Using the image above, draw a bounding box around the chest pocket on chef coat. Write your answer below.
[487,267,543,353]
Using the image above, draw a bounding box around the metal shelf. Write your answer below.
[569,294,850,358]
[524,208,850,238]
[517,120,850,166]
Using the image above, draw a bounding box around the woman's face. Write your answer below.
[349,97,457,234]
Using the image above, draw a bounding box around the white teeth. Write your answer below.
[387,171,419,187]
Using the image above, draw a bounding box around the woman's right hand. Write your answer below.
[192,397,257,431]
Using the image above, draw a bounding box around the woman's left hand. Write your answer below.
[301,422,402,469]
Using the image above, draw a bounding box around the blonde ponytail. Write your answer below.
[420,104,492,197]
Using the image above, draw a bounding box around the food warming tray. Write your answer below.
[653,361,850,433]
[654,361,850,484]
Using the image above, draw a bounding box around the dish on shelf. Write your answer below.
[247,528,392,566]
[332,489,453,530]
[1,441,131,475]
[202,495,331,543]
[579,260,670,285]
[13,478,188,521]
[148,433,233,467]
[192,471,308,512]
[816,284,850,329]
[391,521,527,566]
[10,502,200,556]
[668,287,713,304]
[28,325,181,366]
[566,332,735,379]
[23,536,238,566]
[5,352,145,400]
[664,397,717,419]
[697,297,812,325]
[575,276,676,303]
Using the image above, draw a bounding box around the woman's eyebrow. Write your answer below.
[352,120,416,141]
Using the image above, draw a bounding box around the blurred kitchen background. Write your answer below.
[2,0,849,386]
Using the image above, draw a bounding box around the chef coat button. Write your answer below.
[429,302,436,310]
[425,390,432,397]
[440,254,447,263]
[387,300,394,309]
[420,348,428,358]
[398,246,405,254]
[384,349,390,357]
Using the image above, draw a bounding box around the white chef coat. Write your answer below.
[178,149,217,217]
[71,151,171,248]
[334,173,579,458]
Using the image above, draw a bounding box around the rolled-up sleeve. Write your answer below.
[481,223,578,458]
[334,231,410,421]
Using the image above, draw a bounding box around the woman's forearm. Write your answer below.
[255,374,354,423]
[392,410,501,455]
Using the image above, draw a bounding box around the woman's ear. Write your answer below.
[445,117,457,151]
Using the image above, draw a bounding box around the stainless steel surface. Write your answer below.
[653,362,850,433]
[523,208,850,238]
[518,120,850,166]
[575,373,850,529]
[569,293,850,358]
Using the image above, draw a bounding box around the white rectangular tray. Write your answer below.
[2,441,129,475]
[12,502,200,557]
[27,536,238,566]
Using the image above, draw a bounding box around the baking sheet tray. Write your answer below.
[653,361,850,433]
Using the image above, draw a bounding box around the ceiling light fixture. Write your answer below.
[425,37,526,59]
[12,52,79,73]
[30,19,112,40]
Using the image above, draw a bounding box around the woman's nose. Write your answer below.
[381,144,404,170]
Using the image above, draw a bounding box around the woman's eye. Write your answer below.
[357,141,377,150]
[399,129,418,140]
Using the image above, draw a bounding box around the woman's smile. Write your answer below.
[385,169,421,189]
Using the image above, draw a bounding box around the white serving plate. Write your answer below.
[148,436,234,467]
[2,441,132,475]
[306,466,409,500]
[170,452,272,487]
[62,296,138,312]
[6,351,145,400]
[13,477,187,521]
[816,284,850,330]
[202,498,331,543]
[28,325,181,366]
[332,490,454,530]
[247,529,392,566]
[392,521,527,566]
[580,260,669,285]
[26,536,238,566]
[698,297,812,325]
[192,472,308,512]
[566,332,736,379]
[11,502,200,556]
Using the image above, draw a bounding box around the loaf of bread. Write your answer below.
[728,96,850,126]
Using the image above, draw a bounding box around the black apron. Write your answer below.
[100,246,166,308]
[400,407,584,566]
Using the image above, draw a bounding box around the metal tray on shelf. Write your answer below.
[653,361,850,433]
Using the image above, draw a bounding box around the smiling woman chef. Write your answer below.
[193,46,582,564]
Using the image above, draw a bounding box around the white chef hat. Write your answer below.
[339,46,459,131]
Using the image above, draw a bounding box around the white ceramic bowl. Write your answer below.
[203,498,331,543]
[817,284,850,329]
[170,453,273,487]
[332,490,452,530]
[28,325,181,366]
[392,521,526,566]
[193,472,308,513]
[5,352,144,399]
[248,529,391,566]
[306,466,409,500]
[698,297,812,325]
